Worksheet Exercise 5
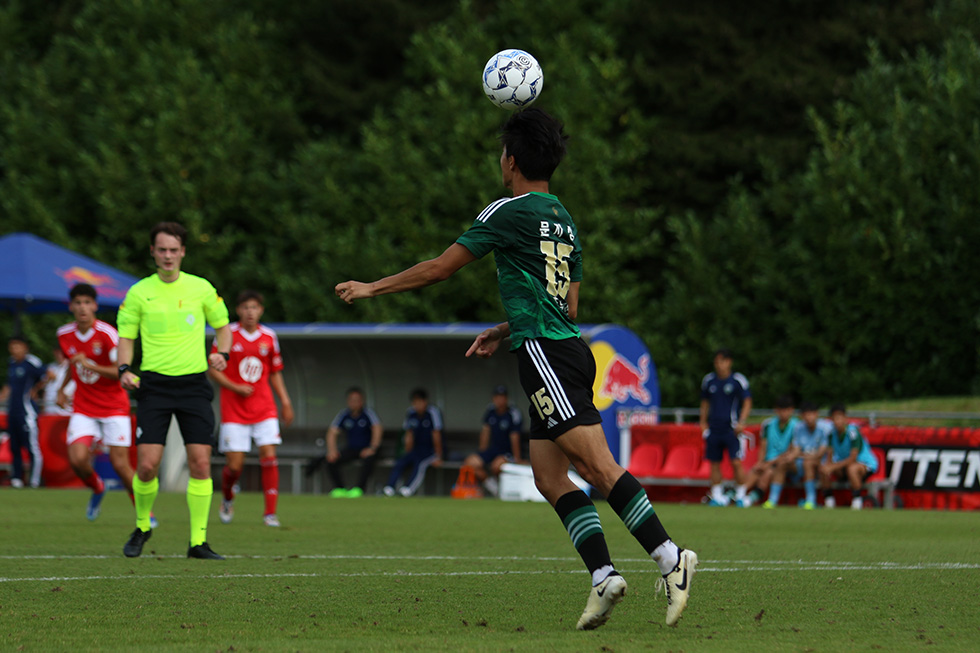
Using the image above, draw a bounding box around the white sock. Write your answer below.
[651,540,680,575]
[592,564,615,587]
[735,485,747,500]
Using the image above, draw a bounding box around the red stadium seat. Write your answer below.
[870,448,887,481]
[628,444,664,477]
[659,446,701,478]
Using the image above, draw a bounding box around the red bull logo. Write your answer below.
[57,266,128,299]
[58,266,117,288]
[591,340,655,412]
[600,353,651,404]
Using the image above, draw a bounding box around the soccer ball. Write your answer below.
[482,49,543,110]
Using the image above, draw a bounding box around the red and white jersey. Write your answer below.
[212,322,284,424]
[57,320,131,418]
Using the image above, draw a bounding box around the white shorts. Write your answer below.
[219,418,282,453]
[67,414,133,448]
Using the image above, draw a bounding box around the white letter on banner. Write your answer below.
[912,450,939,486]
[935,451,966,488]
[887,449,913,485]
[963,452,980,489]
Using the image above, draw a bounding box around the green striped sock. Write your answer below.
[554,490,612,575]
[607,472,670,554]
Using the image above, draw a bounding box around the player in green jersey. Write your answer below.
[117,222,232,560]
[336,108,697,629]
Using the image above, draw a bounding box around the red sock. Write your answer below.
[222,466,241,502]
[260,457,279,516]
[82,473,105,494]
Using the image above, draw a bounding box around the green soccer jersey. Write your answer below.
[117,272,230,376]
[456,192,583,350]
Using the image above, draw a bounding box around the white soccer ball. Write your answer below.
[482,49,543,110]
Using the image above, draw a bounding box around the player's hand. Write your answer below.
[326,450,340,463]
[281,402,295,427]
[335,281,373,304]
[465,326,503,359]
[431,458,443,468]
[359,447,376,459]
[234,383,254,397]
[69,353,90,369]
[56,390,70,409]
[208,352,228,371]
[120,370,140,391]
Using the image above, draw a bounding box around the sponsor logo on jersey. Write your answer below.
[238,356,263,383]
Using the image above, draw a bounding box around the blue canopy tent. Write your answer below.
[0,232,139,332]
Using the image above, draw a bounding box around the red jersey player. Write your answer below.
[208,290,294,526]
[56,283,141,521]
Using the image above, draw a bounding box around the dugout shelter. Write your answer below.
[197,322,661,494]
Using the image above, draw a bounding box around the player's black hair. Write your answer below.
[492,384,508,396]
[410,388,428,401]
[8,335,28,345]
[346,386,364,398]
[713,348,733,360]
[69,283,97,301]
[499,107,567,182]
[773,394,795,409]
[150,221,188,247]
[236,289,265,306]
[799,401,819,413]
[829,403,847,415]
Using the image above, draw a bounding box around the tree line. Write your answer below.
[2,0,976,407]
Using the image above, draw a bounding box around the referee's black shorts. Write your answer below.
[134,371,216,446]
[514,336,601,440]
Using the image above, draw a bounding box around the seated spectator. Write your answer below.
[821,403,879,510]
[765,401,831,510]
[326,387,383,498]
[383,388,443,497]
[462,385,524,496]
[737,394,798,507]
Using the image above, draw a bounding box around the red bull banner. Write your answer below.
[586,325,660,464]
[56,266,129,301]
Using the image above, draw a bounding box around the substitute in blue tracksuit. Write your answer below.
[5,336,46,488]
[383,388,443,497]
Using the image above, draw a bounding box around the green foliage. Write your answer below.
[1,0,975,409]
[660,0,980,404]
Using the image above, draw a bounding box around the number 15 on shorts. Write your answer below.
[531,387,555,420]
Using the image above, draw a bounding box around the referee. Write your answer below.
[117,222,232,559]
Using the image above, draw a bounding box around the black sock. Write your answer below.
[606,472,670,555]
[554,490,612,575]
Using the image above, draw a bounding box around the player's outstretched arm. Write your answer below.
[336,243,476,304]
[465,322,510,359]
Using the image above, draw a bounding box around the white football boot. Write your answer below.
[576,573,627,630]
[657,548,698,626]
[219,499,234,524]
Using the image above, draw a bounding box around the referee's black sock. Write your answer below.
[607,472,678,574]
[554,490,614,585]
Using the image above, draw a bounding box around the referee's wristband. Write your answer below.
[218,352,230,361]
[118,364,132,378]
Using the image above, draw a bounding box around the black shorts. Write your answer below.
[135,371,216,446]
[514,337,601,440]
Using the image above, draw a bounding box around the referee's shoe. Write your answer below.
[123,528,152,557]
[187,542,225,560]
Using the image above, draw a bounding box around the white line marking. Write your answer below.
[1,561,978,584]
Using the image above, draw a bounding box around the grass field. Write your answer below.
[1,490,978,652]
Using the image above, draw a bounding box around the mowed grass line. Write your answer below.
[1,490,978,652]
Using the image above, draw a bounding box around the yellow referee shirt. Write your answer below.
[117,272,230,376]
